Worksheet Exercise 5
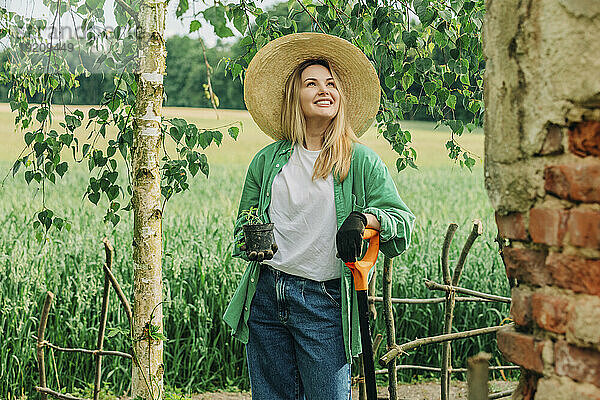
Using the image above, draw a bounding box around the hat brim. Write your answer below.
[244,32,381,140]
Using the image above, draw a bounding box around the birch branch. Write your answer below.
[36,387,89,400]
[452,220,482,286]
[369,296,495,304]
[379,324,514,366]
[375,364,520,374]
[442,223,458,285]
[424,280,512,303]
[33,338,132,359]
[102,264,133,325]
[37,291,54,400]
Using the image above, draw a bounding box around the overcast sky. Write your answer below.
[3,0,280,47]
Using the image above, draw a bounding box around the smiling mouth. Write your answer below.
[314,100,333,106]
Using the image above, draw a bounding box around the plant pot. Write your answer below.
[242,223,276,255]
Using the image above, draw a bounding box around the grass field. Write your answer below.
[0,105,514,399]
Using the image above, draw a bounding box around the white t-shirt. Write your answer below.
[262,143,339,281]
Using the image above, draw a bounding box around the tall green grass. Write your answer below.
[0,157,513,398]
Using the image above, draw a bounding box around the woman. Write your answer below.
[224,33,415,399]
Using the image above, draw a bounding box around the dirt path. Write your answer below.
[192,380,516,399]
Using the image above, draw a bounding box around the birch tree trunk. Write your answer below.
[131,0,167,398]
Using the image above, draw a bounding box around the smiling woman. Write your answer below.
[222,32,415,400]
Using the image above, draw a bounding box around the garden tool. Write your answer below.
[345,228,380,400]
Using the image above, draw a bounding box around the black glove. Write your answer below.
[336,211,367,263]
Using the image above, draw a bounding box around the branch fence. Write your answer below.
[36,222,518,400]
[354,221,517,400]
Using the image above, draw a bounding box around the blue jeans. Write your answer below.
[246,264,351,400]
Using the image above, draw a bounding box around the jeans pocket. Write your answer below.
[321,279,342,309]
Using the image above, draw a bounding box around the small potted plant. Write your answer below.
[240,206,278,262]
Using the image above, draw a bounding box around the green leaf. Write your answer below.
[88,191,100,205]
[176,0,189,18]
[401,73,414,90]
[170,126,183,143]
[199,153,209,177]
[56,162,68,177]
[36,108,48,123]
[107,185,119,201]
[211,130,223,146]
[446,94,457,109]
[446,119,464,135]
[190,20,201,33]
[25,132,34,146]
[232,9,248,34]
[214,24,234,38]
[227,126,239,140]
[395,158,407,172]
[384,76,395,90]
[401,30,418,48]
[11,160,21,176]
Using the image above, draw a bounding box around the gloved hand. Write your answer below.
[336,211,367,263]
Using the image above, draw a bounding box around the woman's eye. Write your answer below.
[327,82,335,87]
[307,82,315,86]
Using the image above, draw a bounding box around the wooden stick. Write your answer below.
[375,364,520,374]
[382,256,397,400]
[34,339,132,359]
[441,287,455,400]
[37,292,54,400]
[35,387,89,400]
[442,224,461,400]
[372,333,384,354]
[424,280,512,303]
[379,324,513,366]
[452,220,482,286]
[467,352,490,400]
[441,223,458,285]
[489,389,515,399]
[102,264,133,325]
[94,238,114,400]
[369,296,495,304]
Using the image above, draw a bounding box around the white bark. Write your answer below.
[131,0,167,399]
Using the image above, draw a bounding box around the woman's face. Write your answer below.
[299,64,340,125]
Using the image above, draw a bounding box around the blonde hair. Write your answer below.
[281,59,358,182]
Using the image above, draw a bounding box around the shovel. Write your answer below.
[345,228,380,400]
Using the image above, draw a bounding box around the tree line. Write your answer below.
[0,2,474,122]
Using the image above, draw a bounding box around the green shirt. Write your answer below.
[223,140,415,362]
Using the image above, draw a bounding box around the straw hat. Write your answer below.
[243,32,381,140]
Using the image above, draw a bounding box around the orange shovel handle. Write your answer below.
[345,228,380,291]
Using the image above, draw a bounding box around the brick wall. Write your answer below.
[495,123,600,399]
[484,0,600,397]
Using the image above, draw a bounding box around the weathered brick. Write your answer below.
[569,296,600,345]
[496,211,528,240]
[555,340,600,388]
[530,208,569,247]
[567,209,600,249]
[531,289,572,334]
[497,328,545,373]
[503,247,551,286]
[539,124,565,156]
[546,253,600,296]
[536,376,600,400]
[511,287,533,327]
[569,121,600,157]
[514,370,539,400]
[545,160,600,203]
